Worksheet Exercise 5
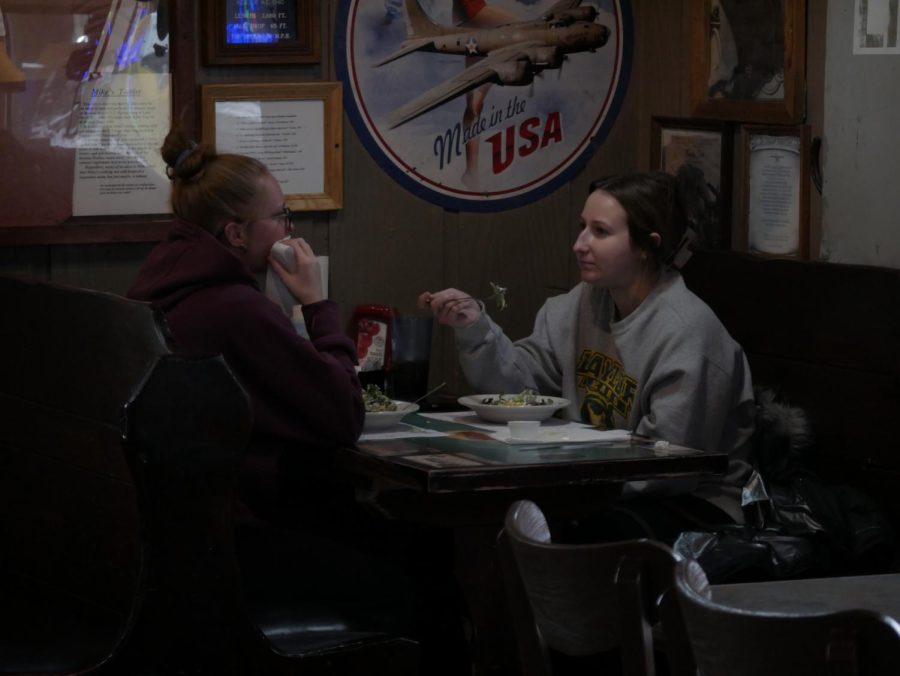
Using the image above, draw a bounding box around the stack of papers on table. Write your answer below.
[356,411,632,444]
[417,412,631,445]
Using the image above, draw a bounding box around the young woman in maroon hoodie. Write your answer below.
[129,128,364,521]
[128,128,424,631]
[129,129,499,671]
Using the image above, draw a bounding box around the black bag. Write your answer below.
[675,475,896,584]
[790,475,896,574]
[674,527,820,584]
[674,390,896,583]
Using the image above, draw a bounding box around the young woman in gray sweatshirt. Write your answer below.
[419,172,756,532]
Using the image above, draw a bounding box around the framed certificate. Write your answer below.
[201,82,342,211]
[201,0,319,66]
[651,116,733,250]
[739,124,810,258]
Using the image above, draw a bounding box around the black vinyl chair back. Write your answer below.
[498,499,696,676]
[674,558,900,676]
[0,274,418,675]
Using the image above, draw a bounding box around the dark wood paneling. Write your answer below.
[50,242,157,295]
[682,250,900,529]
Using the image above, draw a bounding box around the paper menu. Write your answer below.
[415,412,631,444]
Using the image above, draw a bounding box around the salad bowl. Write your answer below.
[457,394,569,423]
[364,402,419,431]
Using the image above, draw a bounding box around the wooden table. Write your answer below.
[713,573,900,619]
[338,411,727,495]
[337,411,729,675]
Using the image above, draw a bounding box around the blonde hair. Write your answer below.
[161,127,269,234]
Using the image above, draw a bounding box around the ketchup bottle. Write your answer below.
[350,304,397,391]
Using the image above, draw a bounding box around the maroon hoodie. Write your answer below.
[129,218,364,519]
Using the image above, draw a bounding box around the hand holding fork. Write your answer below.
[418,282,507,328]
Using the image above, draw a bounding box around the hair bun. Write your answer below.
[166,141,200,180]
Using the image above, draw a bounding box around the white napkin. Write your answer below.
[264,240,328,337]
[492,425,632,445]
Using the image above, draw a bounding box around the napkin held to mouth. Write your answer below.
[265,239,328,337]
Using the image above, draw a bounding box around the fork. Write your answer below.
[427,284,508,312]
[428,295,486,312]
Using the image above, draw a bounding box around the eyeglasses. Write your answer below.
[228,206,292,236]
[281,206,293,233]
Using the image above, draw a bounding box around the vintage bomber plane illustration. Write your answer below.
[377,0,611,129]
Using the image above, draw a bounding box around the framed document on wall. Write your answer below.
[202,0,320,66]
[0,0,178,245]
[201,82,342,211]
[739,124,810,259]
[651,116,733,250]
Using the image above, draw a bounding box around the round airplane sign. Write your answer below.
[335,0,633,212]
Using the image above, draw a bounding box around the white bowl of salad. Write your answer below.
[363,385,419,431]
[457,390,570,423]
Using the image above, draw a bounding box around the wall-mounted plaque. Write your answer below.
[739,124,810,259]
[201,82,342,211]
[202,0,319,66]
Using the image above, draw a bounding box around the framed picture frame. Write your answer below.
[738,124,810,259]
[651,116,733,250]
[201,1,320,66]
[0,0,185,246]
[201,82,342,211]
[690,0,805,124]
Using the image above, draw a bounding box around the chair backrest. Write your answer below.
[674,558,900,676]
[498,499,696,676]
[0,274,423,675]
[0,274,261,672]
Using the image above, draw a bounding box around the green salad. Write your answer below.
[480,389,553,407]
[363,384,397,412]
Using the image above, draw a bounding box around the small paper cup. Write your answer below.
[507,420,541,440]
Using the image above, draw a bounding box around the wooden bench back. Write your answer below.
[682,251,900,524]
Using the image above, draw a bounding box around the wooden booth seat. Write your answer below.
[0,274,417,675]
[682,251,900,529]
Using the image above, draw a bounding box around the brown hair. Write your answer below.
[588,171,689,270]
[161,127,269,234]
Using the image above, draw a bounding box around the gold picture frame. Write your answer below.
[201,0,320,66]
[738,124,810,259]
[201,82,342,211]
[691,0,805,124]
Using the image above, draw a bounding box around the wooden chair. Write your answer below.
[497,499,695,676]
[673,557,900,676]
[0,274,418,675]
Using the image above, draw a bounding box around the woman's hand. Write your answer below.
[268,238,324,306]
[418,288,481,328]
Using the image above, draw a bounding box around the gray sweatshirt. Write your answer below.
[454,270,756,522]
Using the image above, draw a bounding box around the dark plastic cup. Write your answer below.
[388,315,433,401]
